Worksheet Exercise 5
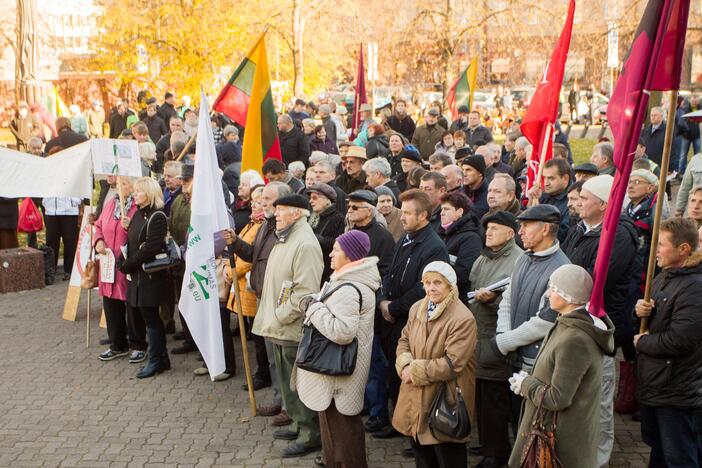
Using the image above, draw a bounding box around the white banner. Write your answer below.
[0,142,93,198]
[179,90,230,380]
[91,139,142,177]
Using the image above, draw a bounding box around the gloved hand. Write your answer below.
[299,295,316,314]
[508,370,529,396]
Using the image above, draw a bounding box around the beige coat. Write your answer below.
[295,257,381,416]
[253,218,323,343]
[392,288,477,445]
[383,206,405,243]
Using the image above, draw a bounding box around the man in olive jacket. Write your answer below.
[468,211,523,467]
[254,194,323,458]
[634,217,702,468]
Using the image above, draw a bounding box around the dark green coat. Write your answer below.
[509,308,614,468]
[168,194,191,246]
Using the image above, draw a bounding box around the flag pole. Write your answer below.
[227,245,257,417]
[176,132,197,162]
[530,123,552,207]
[86,202,93,348]
[641,90,678,333]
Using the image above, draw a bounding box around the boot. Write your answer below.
[137,327,169,379]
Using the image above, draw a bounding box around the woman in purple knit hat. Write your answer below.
[295,230,381,468]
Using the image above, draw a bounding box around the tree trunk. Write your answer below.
[440,0,453,102]
[292,0,304,98]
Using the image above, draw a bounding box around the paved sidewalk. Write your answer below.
[0,283,649,467]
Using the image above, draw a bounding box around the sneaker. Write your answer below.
[193,366,209,376]
[99,349,129,361]
[128,350,147,363]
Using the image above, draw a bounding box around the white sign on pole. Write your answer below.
[367,42,379,81]
[91,139,142,177]
[607,22,619,69]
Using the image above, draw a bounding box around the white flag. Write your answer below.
[179,90,231,379]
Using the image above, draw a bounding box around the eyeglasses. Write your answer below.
[627,179,646,186]
[348,205,368,211]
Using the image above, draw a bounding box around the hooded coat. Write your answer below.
[295,257,381,415]
[366,134,390,159]
[636,251,702,408]
[392,288,478,445]
[509,308,615,468]
[439,213,483,302]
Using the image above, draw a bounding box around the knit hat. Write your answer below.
[461,155,486,177]
[374,185,396,204]
[630,169,658,185]
[337,230,371,261]
[422,261,457,286]
[582,174,614,202]
[549,264,593,305]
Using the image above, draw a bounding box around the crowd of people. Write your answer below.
[1,90,702,468]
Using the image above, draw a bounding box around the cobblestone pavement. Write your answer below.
[0,282,649,467]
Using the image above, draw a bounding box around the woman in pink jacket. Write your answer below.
[93,177,145,363]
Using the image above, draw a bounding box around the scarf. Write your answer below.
[112,194,134,220]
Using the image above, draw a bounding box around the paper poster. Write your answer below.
[68,208,95,288]
[99,249,115,284]
[91,139,142,177]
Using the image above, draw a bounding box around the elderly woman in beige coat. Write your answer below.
[393,261,477,468]
[296,230,381,468]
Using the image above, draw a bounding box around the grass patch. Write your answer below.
[571,139,597,165]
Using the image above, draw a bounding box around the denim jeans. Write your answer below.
[678,136,701,175]
[640,404,702,468]
[364,335,388,419]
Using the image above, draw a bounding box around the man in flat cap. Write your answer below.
[469,211,524,468]
[254,193,323,458]
[485,203,570,435]
[574,162,599,182]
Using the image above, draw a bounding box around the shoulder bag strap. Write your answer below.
[319,282,363,311]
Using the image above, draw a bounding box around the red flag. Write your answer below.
[520,0,575,192]
[589,0,690,318]
[351,45,368,136]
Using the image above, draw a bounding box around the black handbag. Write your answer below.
[427,355,471,440]
[140,211,182,274]
[295,283,363,376]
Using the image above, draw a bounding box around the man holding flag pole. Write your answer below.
[583,0,702,466]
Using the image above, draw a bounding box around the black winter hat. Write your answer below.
[482,210,519,233]
[273,194,311,211]
[461,155,486,177]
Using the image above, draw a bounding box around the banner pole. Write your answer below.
[176,132,197,162]
[86,202,93,348]
[227,245,257,417]
[530,123,552,207]
[641,90,678,333]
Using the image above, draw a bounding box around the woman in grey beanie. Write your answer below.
[509,264,615,468]
[375,186,404,242]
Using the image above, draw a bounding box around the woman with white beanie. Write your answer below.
[392,261,477,467]
[509,264,615,468]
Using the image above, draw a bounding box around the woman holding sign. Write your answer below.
[93,177,146,363]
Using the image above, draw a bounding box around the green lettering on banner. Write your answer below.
[191,265,210,300]
[187,233,201,249]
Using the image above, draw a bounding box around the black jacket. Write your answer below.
[279,126,310,166]
[439,213,483,303]
[327,181,347,214]
[641,122,679,167]
[231,217,277,299]
[312,205,346,284]
[108,112,130,139]
[144,114,168,144]
[0,197,18,230]
[216,141,242,169]
[366,135,390,159]
[154,133,172,174]
[354,218,395,278]
[336,171,367,195]
[636,251,702,408]
[387,114,416,141]
[561,215,638,347]
[539,189,571,243]
[449,119,469,133]
[466,125,493,148]
[465,179,490,219]
[119,206,168,308]
[232,201,252,235]
[45,128,88,153]
[158,103,179,127]
[381,223,449,322]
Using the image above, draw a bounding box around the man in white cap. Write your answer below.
[560,174,638,467]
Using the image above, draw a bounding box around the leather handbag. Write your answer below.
[427,355,471,440]
[295,283,362,376]
[520,385,562,468]
[140,211,182,274]
[80,259,99,289]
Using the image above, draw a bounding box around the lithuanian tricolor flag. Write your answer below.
[446,58,479,120]
[213,33,281,173]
